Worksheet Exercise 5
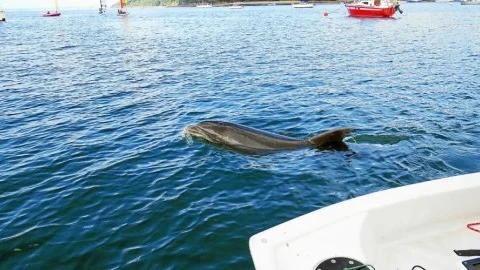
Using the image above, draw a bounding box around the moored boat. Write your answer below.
[461,0,480,4]
[0,7,5,22]
[117,0,128,16]
[250,172,480,270]
[292,1,315,8]
[345,0,402,17]
[196,3,213,7]
[99,0,107,14]
[43,0,61,17]
[43,12,61,17]
[229,3,244,8]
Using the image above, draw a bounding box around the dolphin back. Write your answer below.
[186,120,353,154]
[308,128,354,151]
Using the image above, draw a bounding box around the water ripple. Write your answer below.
[1,4,479,269]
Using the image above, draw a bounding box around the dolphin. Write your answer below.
[184,121,354,155]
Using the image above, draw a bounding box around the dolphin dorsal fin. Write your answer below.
[308,128,354,150]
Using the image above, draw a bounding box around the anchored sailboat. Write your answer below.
[43,0,61,17]
[99,0,107,14]
[0,7,5,22]
[117,0,128,16]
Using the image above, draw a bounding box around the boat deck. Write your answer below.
[250,173,480,270]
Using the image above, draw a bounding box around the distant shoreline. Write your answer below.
[119,0,342,8]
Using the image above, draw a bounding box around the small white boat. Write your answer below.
[229,3,244,8]
[292,1,315,8]
[0,7,5,22]
[250,172,480,270]
[99,0,107,14]
[196,3,213,7]
[461,0,480,4]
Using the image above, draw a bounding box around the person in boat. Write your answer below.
[47,11,50,14]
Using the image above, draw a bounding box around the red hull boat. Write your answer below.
[43,0,61,17]
[43,12,61,17]
[345,0,401,18]
[346,5,395,17]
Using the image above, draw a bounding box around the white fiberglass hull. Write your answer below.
[461,0,480,4]
[250,172,480,270]
[292,3,315,7]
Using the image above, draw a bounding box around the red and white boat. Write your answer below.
[43,0,61,17]
[345,0,402,18]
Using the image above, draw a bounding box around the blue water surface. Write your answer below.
[1,3,479,269]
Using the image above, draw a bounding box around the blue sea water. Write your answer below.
[0,3,479,269]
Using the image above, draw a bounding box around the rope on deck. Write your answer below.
[467,222,480,233]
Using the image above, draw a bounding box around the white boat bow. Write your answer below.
[250,172,480,270]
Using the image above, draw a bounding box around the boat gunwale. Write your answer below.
[249,172,480,270]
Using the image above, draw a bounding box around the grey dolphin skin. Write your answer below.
[184,121,354,155]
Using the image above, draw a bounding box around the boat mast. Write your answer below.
[100,0,106,13]
[54,0,59,12]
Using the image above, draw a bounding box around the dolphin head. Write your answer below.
[184,121,232,145]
